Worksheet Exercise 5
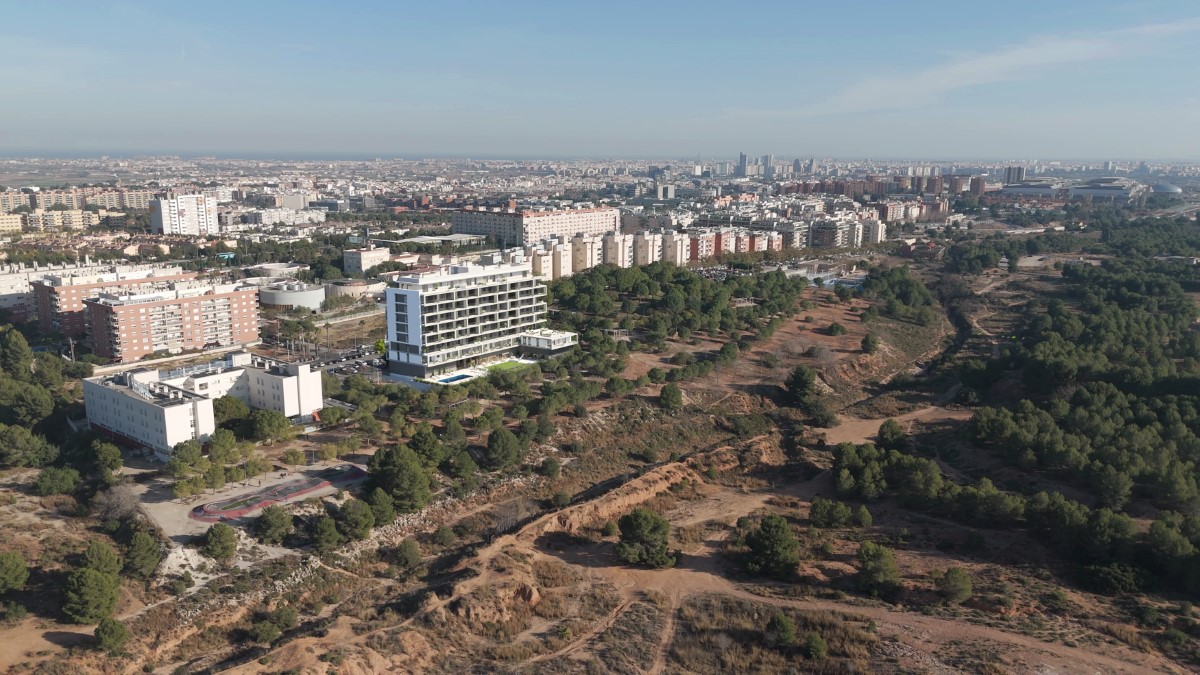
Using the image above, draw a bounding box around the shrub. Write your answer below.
[432,525,457,547]
[745,515,799,580]
[551,491,571,509]
[366,487,396,526]
[0,552,28,594]
[203,523,238,560]
[336,499,376,541]
[255,505,294,545]
[94,618,129,653]
[250,620,282,644]
[124,531,162,579]
[937,567,973,605]
[856,541,899,594]
[395,538,421,568]
[615,508,676,568]
[802,632,828,660]
[312,516,342,554]
[82,541,123,576]
[63,568,119,624]
[810,497,852,528]
[764,613,796,647]
[35,467,81,496]
[539,457,561,479]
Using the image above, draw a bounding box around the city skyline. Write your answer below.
[3,1,1200,160]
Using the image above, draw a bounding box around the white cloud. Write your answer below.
[734,18,1200,118]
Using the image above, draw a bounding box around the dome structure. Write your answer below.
[1151,183,1183,193]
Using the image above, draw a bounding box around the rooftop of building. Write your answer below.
[86,352,305,406]
[386,261,537,290]
[36,266,189,287]
[84,281,256,307]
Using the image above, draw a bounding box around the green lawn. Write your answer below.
[487,360,530,373]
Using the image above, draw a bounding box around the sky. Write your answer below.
[2,0,1200,160]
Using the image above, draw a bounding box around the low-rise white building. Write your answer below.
[343,244,392,274]
[83,352,323,461]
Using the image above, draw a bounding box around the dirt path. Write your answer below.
[646,596,678,675]
[543,538,1183,675]
[524,598,633,665]
[821,406,974,446]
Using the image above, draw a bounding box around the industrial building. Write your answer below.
[258,281,326,311]
[83,351,323,460]
[1067,177,1149,205]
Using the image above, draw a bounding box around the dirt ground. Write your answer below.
[230,444,1186,674]
[821,406,975,446]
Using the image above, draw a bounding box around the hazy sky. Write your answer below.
[3,0,1200,160]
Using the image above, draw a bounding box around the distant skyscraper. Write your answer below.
[1104,160,1116,172]
[1003,166,1026,185]
[736,153,749,177]
[806,158,818,174]
[970,176,987,196]
[762,154,774,170]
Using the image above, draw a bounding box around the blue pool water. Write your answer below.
[439,374,471,383]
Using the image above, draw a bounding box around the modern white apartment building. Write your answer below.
[83,351,323,460]
[451,206,619,245]
[246,208,327,227]
[523,239,574,280]
[385,261,573,378]
[150,193,219,236]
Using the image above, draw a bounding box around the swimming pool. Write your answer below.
[439,374,472,383]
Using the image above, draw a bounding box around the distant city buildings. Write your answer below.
[1003,166,1027,185]
[451,206,620,245]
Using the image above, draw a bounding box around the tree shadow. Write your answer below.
[40,630,91,648]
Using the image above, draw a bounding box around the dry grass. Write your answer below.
[532,558,580,588]
[668,594,877,674]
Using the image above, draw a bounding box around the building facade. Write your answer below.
[343,245,392,274]
[384,262,561,378]
[451,206,619,245]
[83,351,322,460]
[150,194,219,236]
[84,282,260,362]
[32,267,193,337]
